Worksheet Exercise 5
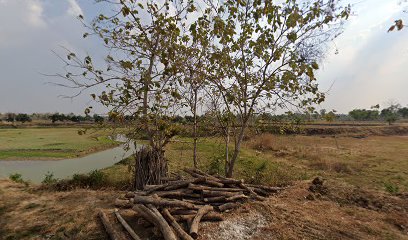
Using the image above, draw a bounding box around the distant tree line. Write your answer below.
[0,112,106,124]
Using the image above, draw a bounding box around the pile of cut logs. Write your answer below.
[100,168,284,240]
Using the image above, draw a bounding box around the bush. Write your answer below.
[42,172,58,185]
[9,173,24,183]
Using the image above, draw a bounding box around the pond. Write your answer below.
[0,137,138,183]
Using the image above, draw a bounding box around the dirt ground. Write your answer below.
[1,177,407,240]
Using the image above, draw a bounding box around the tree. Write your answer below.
[324,110,337,122]
[93,114,104,123]
[15,113,32,123]
[5,113,15,123]
[398,107,408,118]
[381,104,400,125]
[194,0,350,177]
[349,108,379,121]
[57,0,198,189]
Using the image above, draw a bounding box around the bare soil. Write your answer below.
[1,178,407,240]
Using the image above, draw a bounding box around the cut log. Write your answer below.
[216,202,241,212]
[203,196,226,203]
[98,210,125,240]
[169,209,197,216]
[155,190,201,199]
[173,213,224,222]
[133,204,178,240]
[188,183,244,192]
[225,194,249,202]
[114,209,142,240]
[125,192,136,198]
[238,183,266,201]
[246,184,285,192]
[132,195,199,209]
[250,187,270,197]
[147,205,178,240]
[162,208,194,240]
[190,205,213,239]
[114,198,132,209]
[201,190,242,198]
[146,178,206,193]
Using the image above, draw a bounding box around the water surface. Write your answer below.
[0,142,137,183]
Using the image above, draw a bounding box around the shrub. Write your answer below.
[9,173,24,183]
[42,172,58,185]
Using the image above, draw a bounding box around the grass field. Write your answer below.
[0,128,119,160]
[101,132,408,194]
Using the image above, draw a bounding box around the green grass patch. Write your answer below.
[0,128,119,160]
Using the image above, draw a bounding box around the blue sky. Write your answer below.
[0,0,407,115]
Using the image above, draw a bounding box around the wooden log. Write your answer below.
[132,195,199,209]
[216,202,241,212]
[202,179,224,188]
[144,185,161,191]
[238,183,266,201]
[188,183,244,192]
[246,184,285,192]
[146,178,206,193]
[155,190,201,199]
[190,205,213,239]
[114,209,142,240]
[133,204,178,240]
[162,208,194,240]
[251,187,270,197]
[169,209,197,216]
[98,210,125,240]
[203,196,226,203]
[147,205,178,240]
[114,198,132,209]
[201,190,242,198]
[173,213,224,222]
[125,192,136,198]
[225,194,249,202]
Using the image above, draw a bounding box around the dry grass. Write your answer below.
[0,179,116,239]
[247,134,408,193]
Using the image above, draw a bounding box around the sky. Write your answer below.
[0,0,407,115]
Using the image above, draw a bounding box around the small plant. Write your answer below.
[207,155,223,175]
[42,172,58,185]
[384,182,399,194]
[88,169,105,186]
[9,173,24,183]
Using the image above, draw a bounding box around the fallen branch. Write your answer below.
[190,205,213,239]
[98,210,125,240]
[162,208,194,240]
[114,209,142,240]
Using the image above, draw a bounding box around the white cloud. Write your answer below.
[0,0,47,47]
[26,1,47,27]
[67,0,83,17]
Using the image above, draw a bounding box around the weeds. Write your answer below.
[384,182,399,194]
[42,172,58,185]
[9,173,24,183]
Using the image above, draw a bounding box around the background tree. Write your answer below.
[381,104,401,125]
[15,114,32,123]
[193,0,350,177]
[5,113,15,123]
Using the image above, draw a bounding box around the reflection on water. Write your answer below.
[0,137,137,183]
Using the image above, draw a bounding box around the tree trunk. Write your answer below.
[226,125,246,178]
[134,147,168,190]
[224,126,230,177]
[193,88,198,168]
